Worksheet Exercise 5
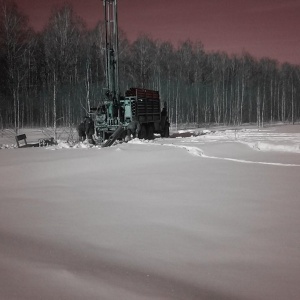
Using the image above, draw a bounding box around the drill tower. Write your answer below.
[103,0,119,104]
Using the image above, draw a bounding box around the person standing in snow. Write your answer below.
[126,116,141,140]
[84,116,96,145]
[77,119,86,142]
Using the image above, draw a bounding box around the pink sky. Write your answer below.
[17,0,300,65]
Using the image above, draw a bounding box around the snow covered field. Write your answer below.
[1,124,300,300]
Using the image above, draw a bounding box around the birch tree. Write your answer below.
[43,4,84,137]
[0,0,33,132]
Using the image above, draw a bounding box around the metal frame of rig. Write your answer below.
[90,0,170,147]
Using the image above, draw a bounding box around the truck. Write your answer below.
[90,0,170,146]
[91,87,169,143]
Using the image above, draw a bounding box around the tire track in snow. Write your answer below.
[162,143,300,167]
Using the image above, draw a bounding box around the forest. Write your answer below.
[1,1,300,133]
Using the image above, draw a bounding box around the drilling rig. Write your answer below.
[90,0,170,146]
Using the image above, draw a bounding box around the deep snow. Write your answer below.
[0,124,300,300]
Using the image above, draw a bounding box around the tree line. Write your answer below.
[1,1,300,133]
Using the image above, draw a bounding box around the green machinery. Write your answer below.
[90,0,169,146]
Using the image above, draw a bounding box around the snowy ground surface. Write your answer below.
[1,124,300,300]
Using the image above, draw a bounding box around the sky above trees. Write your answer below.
[16,0,300,65]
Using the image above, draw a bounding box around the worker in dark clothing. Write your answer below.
[84,116,96,145]
[126,117,141,141]
[160,107,167,128]
[77,116,95,144]
[77,120,86,142]
[160,106,170,138]
[161,107,167,117]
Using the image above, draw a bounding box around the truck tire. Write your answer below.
[147,124,154,140]
[139,124,147,139]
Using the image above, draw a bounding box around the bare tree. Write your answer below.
[129,34,158,88]
[0,0,33,132]
[43,4,84,138]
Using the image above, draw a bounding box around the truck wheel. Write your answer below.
[121,130,127,141]
[139,124,147,139]
[147,124,154,140]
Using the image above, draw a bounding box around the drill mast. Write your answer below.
[103,0,119,103]
[90,0,170,145]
